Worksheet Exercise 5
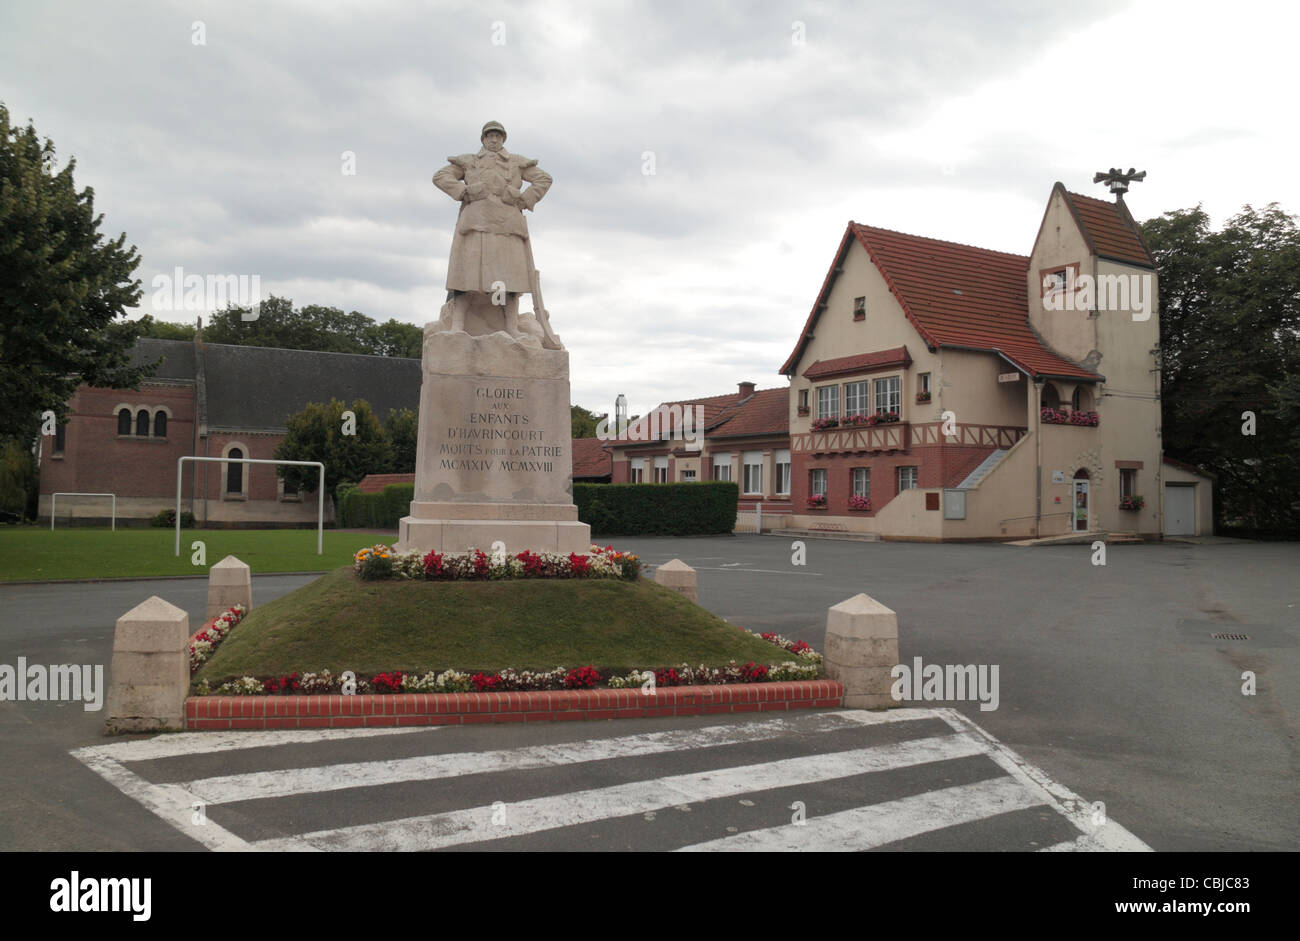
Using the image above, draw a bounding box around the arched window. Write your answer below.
[1042,384,1061,410]
[135,409,150,436]
[226,448,243,493]
[153,411,167,437]
[1072,387,1092,412]
[117,408,132,435]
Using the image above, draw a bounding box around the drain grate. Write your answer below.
[1211,632,1249,641]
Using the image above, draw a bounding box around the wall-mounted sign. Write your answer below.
[997,372,1021,383]
[1052,470,1065,483]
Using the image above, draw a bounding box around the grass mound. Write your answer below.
[194,568,787,685]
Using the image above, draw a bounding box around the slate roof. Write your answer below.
[126,338,423,433]
[781,222,1100,382]
[1061,187,1154,268]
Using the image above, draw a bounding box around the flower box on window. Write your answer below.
[806,493,827,509]
[867,410,900,426]
[797,405,810,416]
[842,414,872,427]
[847,495,872,511]
[810,417,839,431]
[1042,407,1099,427]
[1119,495,1145,511]
[915,392,931,403]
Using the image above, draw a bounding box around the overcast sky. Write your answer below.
[3,0,1295,418]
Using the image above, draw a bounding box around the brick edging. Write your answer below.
[185,680,844,729]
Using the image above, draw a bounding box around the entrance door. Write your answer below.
[1165,484,1195,535]
[1074,479,1089,532]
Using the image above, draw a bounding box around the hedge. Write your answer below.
[574,482,738,536]
[338,483,414,529]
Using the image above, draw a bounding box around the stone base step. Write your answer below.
[1006,530,1145,547]
[771,528,881,542]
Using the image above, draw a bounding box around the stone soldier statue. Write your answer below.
[432,121,561,349]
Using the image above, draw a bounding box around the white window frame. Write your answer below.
[1120,468,1137,499]
[774,449,791,496]
[810,468,827,497]
[681,468,697,481]
[919,373,931,395]
[897,465,918,492]
[742,450,763,495]
[630,457,645,484]
[845,380,869,417]
[816,386,839,420]
[874,376,900,415]
[852,467,870,498]
[653,455,669,484]
[712,452,732,481]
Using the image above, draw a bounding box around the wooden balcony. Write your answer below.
[792,421,1026,456]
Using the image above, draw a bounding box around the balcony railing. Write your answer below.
[792,421,1027,455]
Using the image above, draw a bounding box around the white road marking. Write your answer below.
[82,726,435,763]
[933,708,1151,851]
[676,776,1042,851]
[180,711,890,805]
[252,732,987,852]
[72,748,259,852]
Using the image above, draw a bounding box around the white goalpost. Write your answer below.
[174,456,326,556]
[50,492,117,531]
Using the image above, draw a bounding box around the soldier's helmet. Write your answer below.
[480,121,507,141]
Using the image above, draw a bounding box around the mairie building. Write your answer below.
[605,183,1213,540]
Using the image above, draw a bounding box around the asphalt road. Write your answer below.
[0,537,1295,851]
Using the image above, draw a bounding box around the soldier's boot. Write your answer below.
[449,293,469,333]
[502,293,522,337]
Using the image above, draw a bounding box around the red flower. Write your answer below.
[471,672,503,692]
[563,665,601,689]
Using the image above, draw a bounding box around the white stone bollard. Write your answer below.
[207,555,252,622]
[823,593,900,709]
[654,559,698,603]
[105,596,190,734]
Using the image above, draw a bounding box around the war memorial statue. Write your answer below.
[394,122,590,556]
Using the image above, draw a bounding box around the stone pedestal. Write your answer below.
[654,559,698,603]
[823,593,900,710]
[104,596,190,734]
[395,330,590,555]
[206,554,252,621]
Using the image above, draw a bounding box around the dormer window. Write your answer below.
[853,296,866,321]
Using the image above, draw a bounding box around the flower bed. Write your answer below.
[354,543,641,582]
[193,628,823,696]
[189,604,247,673]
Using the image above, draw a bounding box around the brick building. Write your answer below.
[39,336,421,526]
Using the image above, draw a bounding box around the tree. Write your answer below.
[384,407,418,472]
[203,296,422,357]
[0,437,37,519]
[274,398,392,503]
[1142,203,1300,533]
[571,404,604,438]
[367,320,423,358]
[135,314,196,341]
[0,102,156,439]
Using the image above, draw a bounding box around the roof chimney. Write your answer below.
[738,381,756,398]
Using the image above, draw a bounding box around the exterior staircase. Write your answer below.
[955,449,1007,490]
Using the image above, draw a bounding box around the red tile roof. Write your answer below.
[707,387,789,438]
[1062,188,1154,268]
[607,390,746,444]
[803,346,911,380]
[781,221,1099,381]
[571,437,612,478]
[355,473,413,493]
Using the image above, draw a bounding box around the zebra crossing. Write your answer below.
[71,709,1151,852]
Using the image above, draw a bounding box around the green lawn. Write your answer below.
[194,567,787,683]
[0,527,396,582]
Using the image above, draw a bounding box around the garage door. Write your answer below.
[1165,484,1196,535]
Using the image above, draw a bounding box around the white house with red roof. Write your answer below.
[777,182,1207,539]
